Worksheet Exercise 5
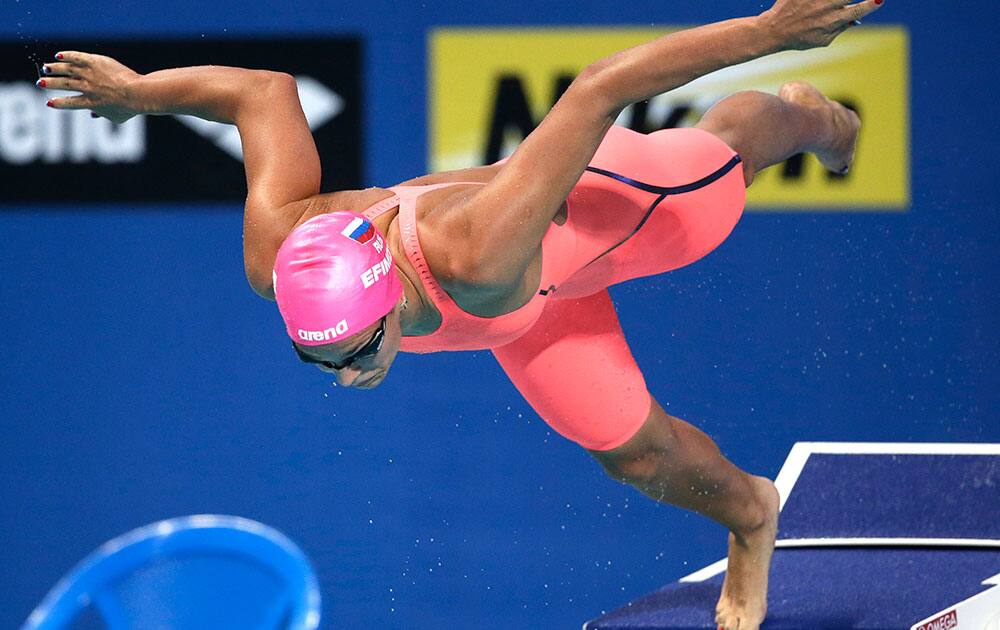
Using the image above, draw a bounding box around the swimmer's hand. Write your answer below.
[761,0,884,50]
[39,52,141,124]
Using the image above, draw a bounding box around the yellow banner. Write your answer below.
[430,27,910,211]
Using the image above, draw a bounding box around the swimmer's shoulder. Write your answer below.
[396,163,503,187]
[409,181,540,317]
[291,188,396,228]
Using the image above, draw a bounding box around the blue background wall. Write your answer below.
[2,1,998,628]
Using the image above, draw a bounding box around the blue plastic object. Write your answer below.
[22,515,321,630]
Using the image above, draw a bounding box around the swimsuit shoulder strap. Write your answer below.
[391,183,478,309]
[361,192,401,220]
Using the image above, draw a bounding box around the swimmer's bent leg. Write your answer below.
[696,87,858,185]
[492,290,769,532]
[492,290,650,450]
[494,290,779,627]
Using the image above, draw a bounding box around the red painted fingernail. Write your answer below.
[55,53,64,60]
[46,100,54,107]
[36,79,46,88]
[875,0,883,4]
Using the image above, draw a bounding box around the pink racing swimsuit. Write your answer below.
[365,126,746,451]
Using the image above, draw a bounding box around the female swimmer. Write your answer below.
[41,1,883,626]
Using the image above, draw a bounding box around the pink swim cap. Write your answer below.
[273,212,402,346]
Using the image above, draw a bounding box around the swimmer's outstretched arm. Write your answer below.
[439,0,884,290]
[40,56,319,296]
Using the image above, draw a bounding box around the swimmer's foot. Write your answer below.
[715,475,780,630]
[778,80,861,174]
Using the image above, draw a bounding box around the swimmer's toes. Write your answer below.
[827,105,861,174]
[715,607,762,630]
[777,80,818,104]
[778,81,860,174]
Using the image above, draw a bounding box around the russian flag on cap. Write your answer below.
[341,217,377,245]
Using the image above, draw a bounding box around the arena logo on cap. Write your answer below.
[915,609,958,630]
[298,320,349,342]
[430,27,910,211]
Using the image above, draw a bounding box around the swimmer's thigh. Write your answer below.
[557,127,747,298]
[491,290,651,451]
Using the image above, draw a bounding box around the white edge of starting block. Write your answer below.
[682,442,1000,585]
[909,573,1000,630]
[678,539,1000,584]
[678,558,730,583]
[773,442,1000,510]
[775,537,1000,549]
